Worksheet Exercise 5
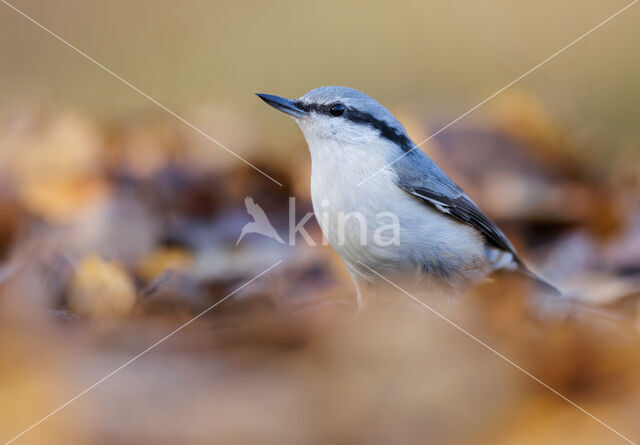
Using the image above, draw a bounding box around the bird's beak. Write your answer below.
[256,93,306,118]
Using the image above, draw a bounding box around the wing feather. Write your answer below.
[390,146,559,294]
[395,180,524,268]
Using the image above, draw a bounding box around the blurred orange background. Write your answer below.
[1,1,639,444]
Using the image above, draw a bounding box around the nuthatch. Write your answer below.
[258,87,558,308]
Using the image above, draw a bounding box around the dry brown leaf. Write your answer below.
[68,254,136,318]
[136,247,194,282]
[18,177,109,224]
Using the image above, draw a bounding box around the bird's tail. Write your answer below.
[518,266,562,296]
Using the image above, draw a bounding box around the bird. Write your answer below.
[236,196,285,245]
[257,87,559,308]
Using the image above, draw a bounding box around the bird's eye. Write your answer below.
[329,103,345,117]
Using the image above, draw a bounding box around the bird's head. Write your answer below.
[257,86,414,157]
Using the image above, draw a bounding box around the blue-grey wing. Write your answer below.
[392,151,522,265]
[391,150,561,295]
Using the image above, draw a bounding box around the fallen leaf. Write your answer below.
[68,254,136,318]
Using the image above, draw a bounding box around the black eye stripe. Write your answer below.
[294,101,414,152]
[293,101,323,113]
[347,110,414,152]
